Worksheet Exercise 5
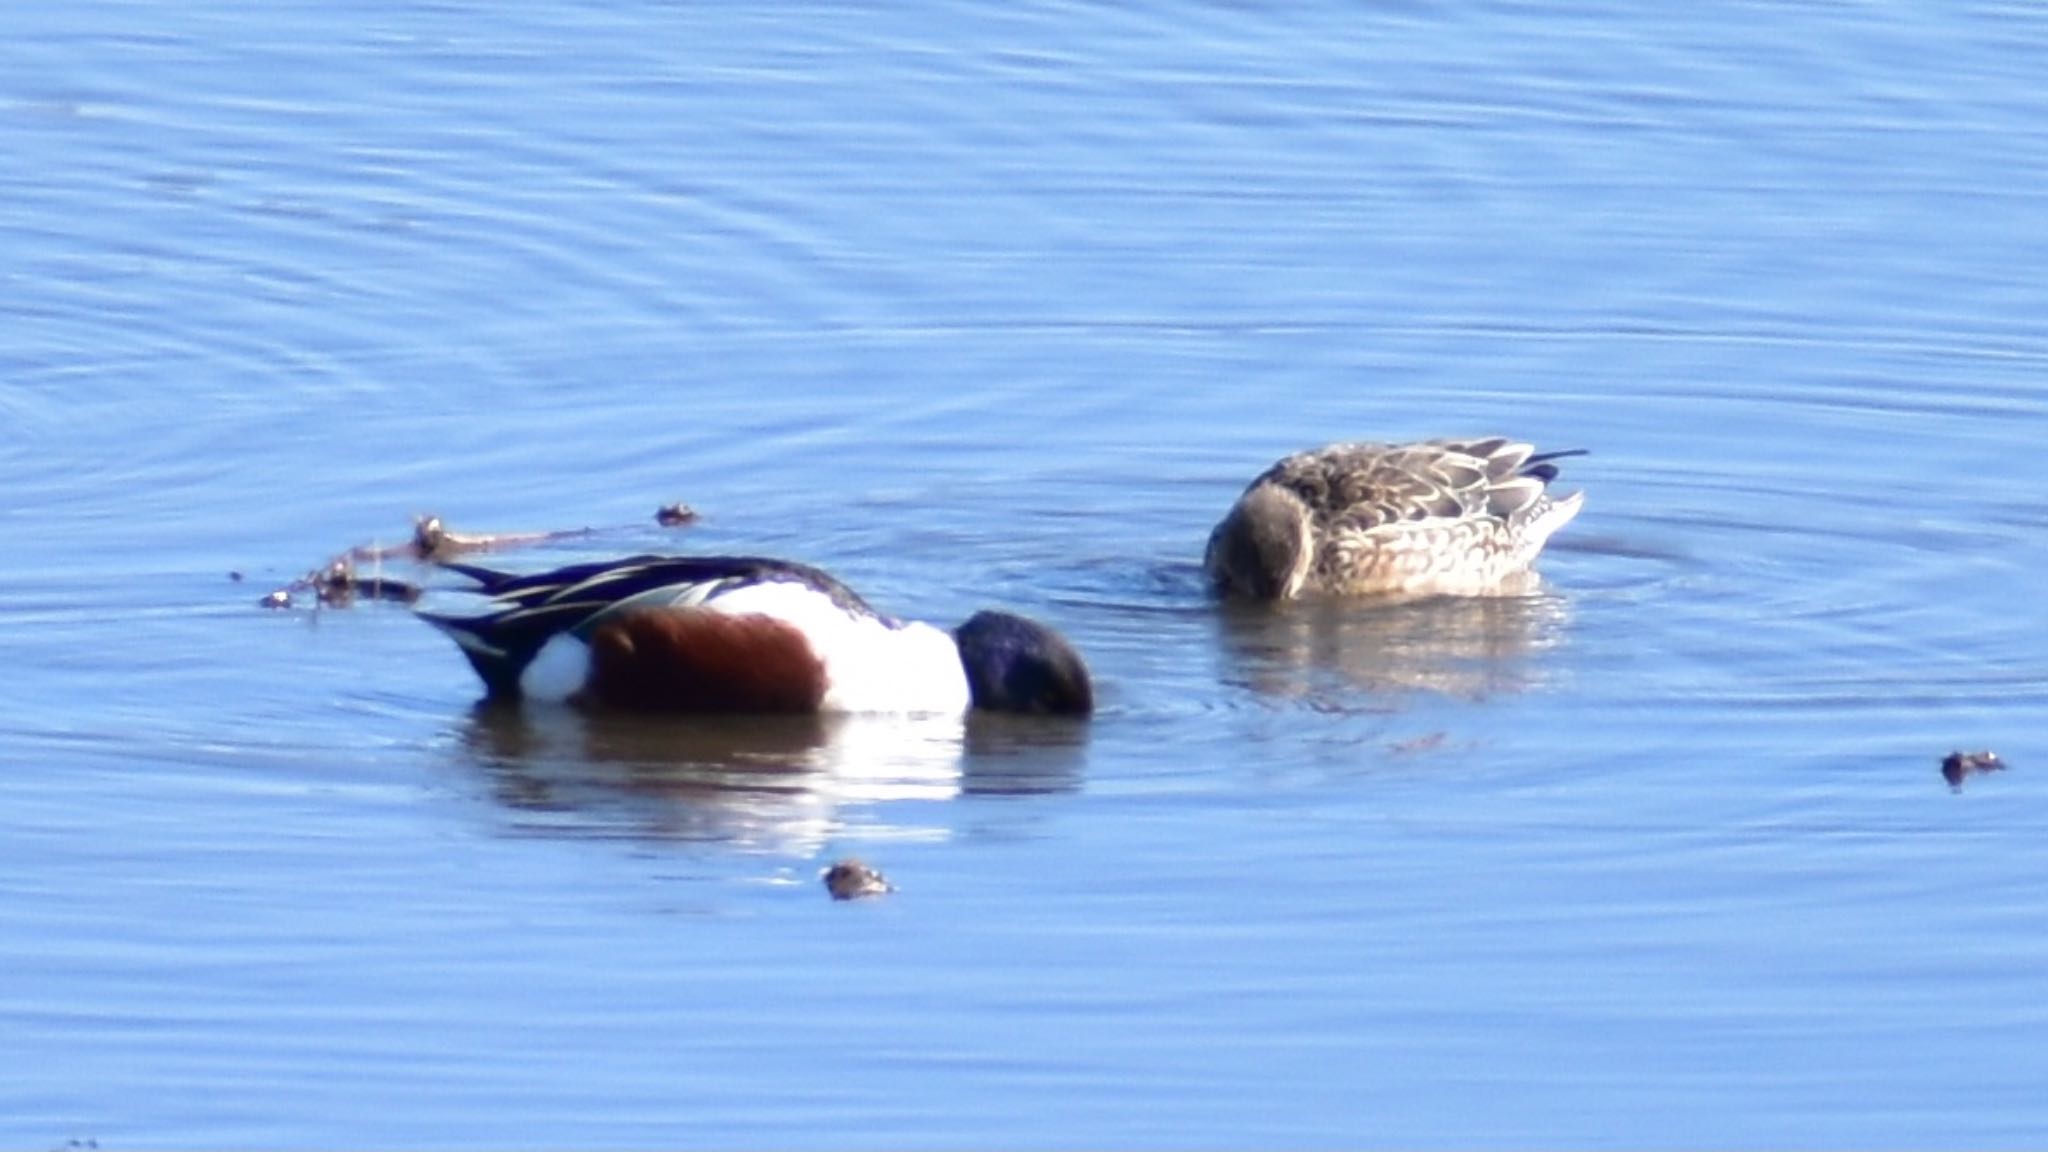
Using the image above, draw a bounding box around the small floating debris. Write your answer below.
[260,558,421,610]
[261,508,702,613]
[312,558,422,606]
[1388,732,1448,757]
[822,858,893,901]
[410,515,450,557]
[1942,750,2005,790]
[410,514,578,560]
[655,501,699,527]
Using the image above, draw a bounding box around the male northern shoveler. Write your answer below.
[418,554,1094,715]
[1205,436,1585,599]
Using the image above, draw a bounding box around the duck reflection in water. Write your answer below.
[1204,435,1583,706]
[454,703,1089,852]
[1214,592,1573,706]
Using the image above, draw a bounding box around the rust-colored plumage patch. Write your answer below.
[582,609,828,713]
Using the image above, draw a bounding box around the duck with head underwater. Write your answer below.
[417,554,1094,716]
[1206,436,1586,600]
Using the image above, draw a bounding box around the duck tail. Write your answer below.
[415,607,529,699]
[415,561,537,699]
[1522,447,1588,484]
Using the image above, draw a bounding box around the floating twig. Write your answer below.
[313,558,422,607]
[260,508,702,610]
[406,514,590,560]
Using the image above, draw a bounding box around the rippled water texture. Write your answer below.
[5,2,2048,1147]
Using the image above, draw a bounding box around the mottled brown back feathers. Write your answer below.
[1208,437,1585,598]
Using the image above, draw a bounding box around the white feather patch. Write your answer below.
[704,581,972,713]
[518,632,590,703]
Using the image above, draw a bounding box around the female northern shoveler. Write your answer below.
[1205,437,1585,599]
[418,555,1094,716]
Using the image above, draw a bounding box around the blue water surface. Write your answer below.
[4,1,2048,1147]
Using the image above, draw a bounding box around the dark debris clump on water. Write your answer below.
[1942,750,2005,791]
[822,858,894,901]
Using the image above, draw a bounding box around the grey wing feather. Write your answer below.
[1262,442,1493,534]
[1268,439,1582,535]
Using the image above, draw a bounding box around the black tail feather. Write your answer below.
[1522,447,1588,484]
[416,609,531,699]
[433,559,521,593]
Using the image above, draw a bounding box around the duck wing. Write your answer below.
[418,554,880,697]
[1260,438,1583,534]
